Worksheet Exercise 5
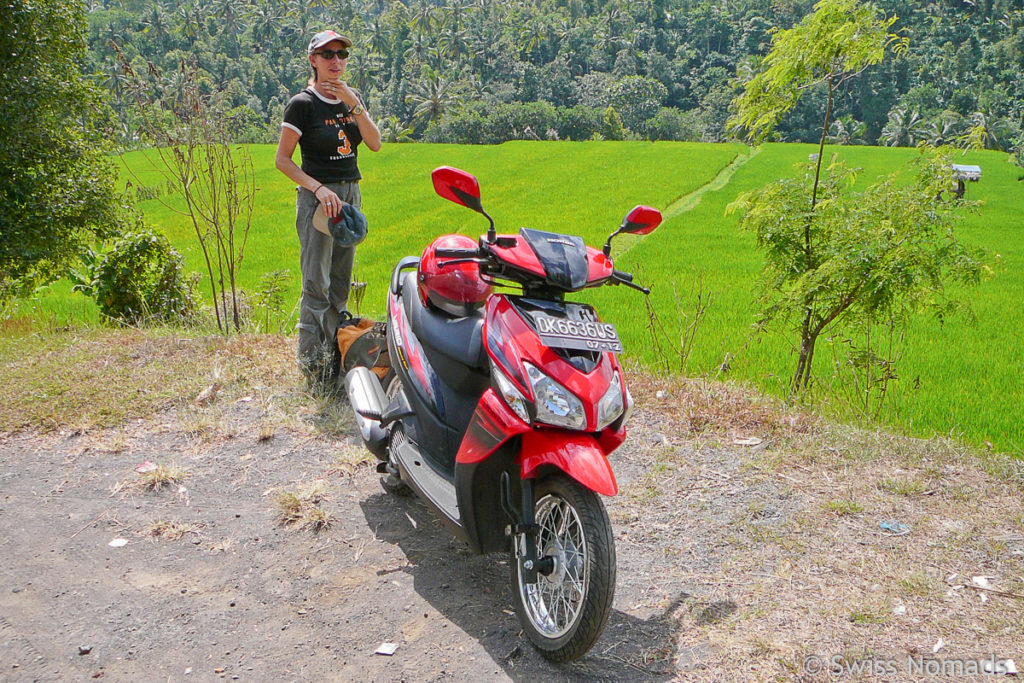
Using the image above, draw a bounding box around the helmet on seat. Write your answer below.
[418,234,492,317]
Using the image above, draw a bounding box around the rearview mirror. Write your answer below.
[432,166,484,213]
[621,205,662,235]
[603,205,662,256]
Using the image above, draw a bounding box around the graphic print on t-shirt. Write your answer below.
[325,113,356,160]
[337,128,352,156]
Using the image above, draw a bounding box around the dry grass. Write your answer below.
[135,464,191,491]
[626,369,816,441]
[146,519,203,541]
[616,373,1024,680]
[0,327,303,433]
[0,326,360,444]
[272,480,332,533]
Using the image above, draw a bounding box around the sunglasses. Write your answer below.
[316,48,349,60]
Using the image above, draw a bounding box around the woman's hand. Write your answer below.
[314,184,344,218]
[319,79,359,108]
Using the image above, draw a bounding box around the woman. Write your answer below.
[275,29,382,388]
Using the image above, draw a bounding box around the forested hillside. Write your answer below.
[87,0,1024,150]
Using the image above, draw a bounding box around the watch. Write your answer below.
[351,104,365,116]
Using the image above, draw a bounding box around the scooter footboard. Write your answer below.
[518,431,618,496]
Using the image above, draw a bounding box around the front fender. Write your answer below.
[518,430,617,496]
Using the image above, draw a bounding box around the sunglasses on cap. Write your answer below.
[316,48,349,60]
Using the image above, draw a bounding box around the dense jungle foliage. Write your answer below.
[87,0,1024,151]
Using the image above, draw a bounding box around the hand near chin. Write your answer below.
[320,79,357,106]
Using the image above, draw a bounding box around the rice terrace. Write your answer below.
[15,140,1023,457]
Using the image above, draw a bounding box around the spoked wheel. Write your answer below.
[511,474,615,662]
[380,374,412,496]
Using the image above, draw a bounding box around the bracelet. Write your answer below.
[312,183,324,197]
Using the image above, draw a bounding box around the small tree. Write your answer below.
[729,150,988,392]
[114,45,255,334]
[728,0,987,393]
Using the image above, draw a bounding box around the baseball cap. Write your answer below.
[308,30,353,54]
[312,203,367,247]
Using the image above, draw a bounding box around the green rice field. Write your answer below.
[9,141,1022,455]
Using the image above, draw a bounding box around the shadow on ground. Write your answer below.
[360,490,690,681]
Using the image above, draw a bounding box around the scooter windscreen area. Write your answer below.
[519,228,589,290]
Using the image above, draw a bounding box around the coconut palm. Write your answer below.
[827,115,866,145]
[174,1,204,45]
[249,1,284,54]
[438,24,470,62]
[140,3,171,48]
[406,72,455,127]
[966,110,1014,150]
[879,106,927,147]
[410,0,437,37]
[923,116,962,146]
[378,115,414,142]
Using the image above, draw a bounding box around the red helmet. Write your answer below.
[418,235,492,317]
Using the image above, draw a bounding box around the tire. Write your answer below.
[380,375,412,496]
[511,474,616,662]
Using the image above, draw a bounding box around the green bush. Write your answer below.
[77,230,196,325]
[644,108,703,141]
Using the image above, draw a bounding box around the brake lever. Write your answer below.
[611,270,649,294]
[437,257,489,269]
[624,280,651,295]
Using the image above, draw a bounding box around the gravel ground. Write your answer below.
[2,374,1021,682]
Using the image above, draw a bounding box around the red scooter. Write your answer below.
[345,167,660,661]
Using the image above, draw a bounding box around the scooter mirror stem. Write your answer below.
[602,228,622,257]
[485,210,496,243]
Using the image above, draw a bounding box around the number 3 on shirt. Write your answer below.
[337,129,352,156]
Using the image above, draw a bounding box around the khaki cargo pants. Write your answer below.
[295,182,360,381]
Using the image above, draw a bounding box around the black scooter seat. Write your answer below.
[402,272,488,372]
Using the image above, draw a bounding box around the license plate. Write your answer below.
[532,312,623,354]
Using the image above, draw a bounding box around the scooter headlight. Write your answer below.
[524,362,586,430]
[492,363,530,424]
[596,370,625,430]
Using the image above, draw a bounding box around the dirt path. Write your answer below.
[0,396,707,682]
[2,376,1022,682]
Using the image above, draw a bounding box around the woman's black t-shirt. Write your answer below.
[282,88,363,183]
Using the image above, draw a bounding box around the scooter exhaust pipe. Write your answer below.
[344,366,388,457]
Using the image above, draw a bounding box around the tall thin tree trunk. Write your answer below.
[792,73,836,393]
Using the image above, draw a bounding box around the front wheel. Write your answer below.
[511,474,616,662]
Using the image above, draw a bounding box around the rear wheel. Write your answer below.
[511,474,615,662]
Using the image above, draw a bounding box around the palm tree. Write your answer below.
[923,116,961,146]
[410,0,437,37]
[378,115,414,142]
[249,1,284,54]
[827,115,866,145]
[403,31,434,62]
[879,106,927,147]
[141,3,170,48]
[175,1,204,46]
[101,59,126,98]
[368,15,392,56]
[439,25,470,62]
[213,0,243,58]
[965,110,1013,150]
[406,72,455,128]
[518,18,547,60]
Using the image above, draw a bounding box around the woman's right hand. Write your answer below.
[314,185,343,218]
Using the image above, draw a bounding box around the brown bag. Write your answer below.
[336,314,390,380]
